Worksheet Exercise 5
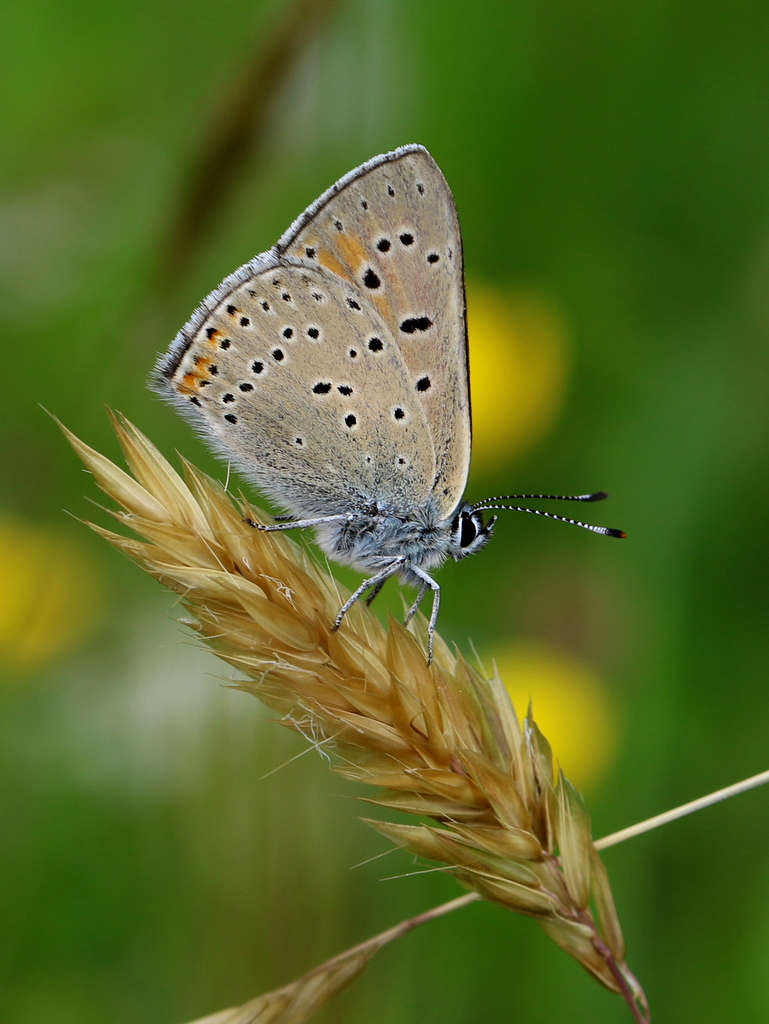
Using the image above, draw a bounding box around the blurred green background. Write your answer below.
[3,0,769,1021]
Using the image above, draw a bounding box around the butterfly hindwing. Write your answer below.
[158,259,437,518]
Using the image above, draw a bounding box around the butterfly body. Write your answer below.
[155,144,621,660]
[311,499,493,577]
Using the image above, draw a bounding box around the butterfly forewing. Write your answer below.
[159,260,436,518]
[278,145,471,519]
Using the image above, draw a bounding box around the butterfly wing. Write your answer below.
[278,145,471,520]
[155,145,470,522]
[155,257,436,519]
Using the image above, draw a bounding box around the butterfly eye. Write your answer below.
[459,513,478,548]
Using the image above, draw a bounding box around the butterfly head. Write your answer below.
[448,505,497,561]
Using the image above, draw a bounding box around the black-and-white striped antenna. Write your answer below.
[471,491,626,538]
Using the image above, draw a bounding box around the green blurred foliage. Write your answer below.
[2,0,769,1021]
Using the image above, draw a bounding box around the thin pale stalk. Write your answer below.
[595,767,769,850]
[299,892,480,976]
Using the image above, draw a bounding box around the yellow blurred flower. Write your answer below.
[494,645,618,788]
[0,517,101,675]
[467,283,569,469]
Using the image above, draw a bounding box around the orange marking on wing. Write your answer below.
[372,292,396,326]
[335,233,370,275]
[317,250,347,280]
[178,372,201,395]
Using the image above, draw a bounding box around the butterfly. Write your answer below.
[154,144,624,662]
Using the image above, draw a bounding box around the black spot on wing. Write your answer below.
[400,317,433,334]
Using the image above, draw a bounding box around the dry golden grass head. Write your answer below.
[62,412,648,1021]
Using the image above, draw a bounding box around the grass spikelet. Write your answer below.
[64,414,649,1023]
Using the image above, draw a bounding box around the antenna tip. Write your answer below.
[608,528,627,539]
[586,491,609,502]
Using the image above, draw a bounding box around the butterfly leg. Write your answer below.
[364,578,387,607]
[403,584,428,624]
[408,566,441,664]
[247,513,353,531]
[331,558,407,633]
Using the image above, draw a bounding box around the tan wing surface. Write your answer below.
[277,146,471,519]
[158,260,436,519]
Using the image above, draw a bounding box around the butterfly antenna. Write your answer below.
[473,491,609,505]
[472,501,626,538]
